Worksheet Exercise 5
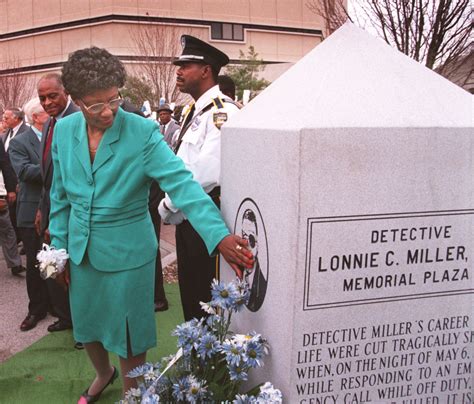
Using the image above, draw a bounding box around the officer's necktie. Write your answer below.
[181,104,195,129]
[173,104,195,154]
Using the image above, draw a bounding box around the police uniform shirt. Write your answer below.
[163,85,239,213]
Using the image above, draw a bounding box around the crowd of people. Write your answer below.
[0,35,254,402]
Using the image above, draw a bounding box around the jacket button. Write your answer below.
[87,178,93,185]
[82,229,88,237]
[83,203,89,211]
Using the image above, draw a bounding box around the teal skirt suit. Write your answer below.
[49,108,229,357]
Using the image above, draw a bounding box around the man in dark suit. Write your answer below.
[9,98,51,331]
[157,104,180,148]
[0,133,25,277]
[0,140,16,184]
[2,108,29,151]
[2,107,29,246]
[35,73,81,336]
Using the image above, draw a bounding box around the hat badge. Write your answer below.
[181,36,186,48]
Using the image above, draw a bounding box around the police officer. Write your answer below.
[159,35,244,321]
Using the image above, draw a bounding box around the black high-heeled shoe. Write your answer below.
[78,366,118,403]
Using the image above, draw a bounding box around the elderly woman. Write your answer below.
[49,47,253,403]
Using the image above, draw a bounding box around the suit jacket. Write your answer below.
[8,128,43,227]
[161,120,180,147]
[0,144,17,192]
[119,101,163,210]
[38,102,80,233]
[49,107,229,271]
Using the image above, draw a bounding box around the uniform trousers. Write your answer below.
[0,207,21,268]
[18,227,49,316]
[176,220,218,321]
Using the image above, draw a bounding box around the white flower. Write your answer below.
[256,382,283,403]
[232,333,253,345]
[144,368,158,382]
[128,387,142,398]
[44,264,58,279]
[199,301,217,315]
[122,387,143,403]
[36,244,69,279]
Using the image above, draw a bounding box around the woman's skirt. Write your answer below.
[69,254,156,358]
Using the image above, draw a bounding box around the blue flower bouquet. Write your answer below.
[122,279,282,403]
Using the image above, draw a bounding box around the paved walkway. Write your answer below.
[0,224,175,364]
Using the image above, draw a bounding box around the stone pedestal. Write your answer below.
[221,23,473,403]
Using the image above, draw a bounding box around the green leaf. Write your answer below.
[208,381,227,401]
[214,363,229,382]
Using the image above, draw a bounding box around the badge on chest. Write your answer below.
[190,117,201,131]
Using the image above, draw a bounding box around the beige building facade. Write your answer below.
[0,0,325,93]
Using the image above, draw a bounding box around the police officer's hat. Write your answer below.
[157,103,173,113]
[173,35,229,72]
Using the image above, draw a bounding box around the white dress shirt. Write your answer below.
[4,121,23,150]
[0,172,6,196]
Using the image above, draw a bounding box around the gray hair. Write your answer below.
[22,98,45,124]
[38,72,63,88]
[4,107,24,121]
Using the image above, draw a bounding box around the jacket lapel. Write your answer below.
[41,103,79,179]
[73,118,93,180]
[91,108,123,173]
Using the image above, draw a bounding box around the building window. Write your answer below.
[211,22,244,41]
[233,24,244,41]
[211,23,222,39]
[222,23,233,40]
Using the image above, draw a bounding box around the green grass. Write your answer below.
[0,284,183,404]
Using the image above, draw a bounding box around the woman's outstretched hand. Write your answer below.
[218,235,254,279]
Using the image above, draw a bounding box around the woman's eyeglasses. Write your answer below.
[81,97,124,114]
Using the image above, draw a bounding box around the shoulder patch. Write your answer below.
[213,111,228,129]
